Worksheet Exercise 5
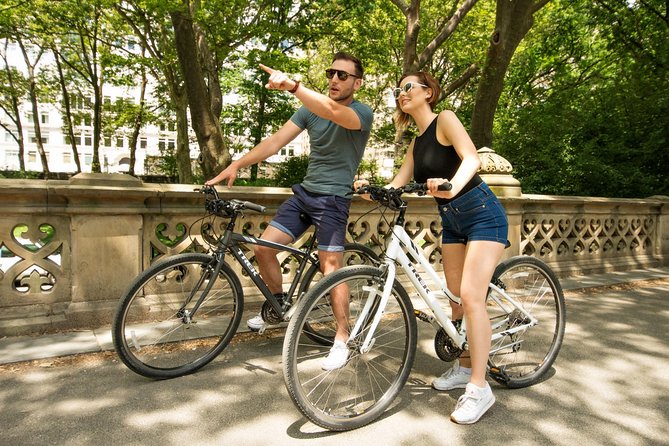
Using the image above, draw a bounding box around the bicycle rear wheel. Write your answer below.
[486,256,566,388]
[283,265,417,431]
[112,253,243,379]
[298,243,380,345]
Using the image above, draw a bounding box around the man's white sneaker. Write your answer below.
[450,382,495,424]
[321,340,350,371]
[432,362,471,390]
[246,314,266,331]
[246,314,284,332]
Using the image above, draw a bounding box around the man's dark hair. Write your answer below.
[333,52,364,78]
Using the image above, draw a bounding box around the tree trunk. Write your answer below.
[174,92,193,183]
[18,42,49,175]
[170,7,229,180]
[1,46,26,172]
[128,70,147,177]
[470,0,550,149]
[54,49,82,173]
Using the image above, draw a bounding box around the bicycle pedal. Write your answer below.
[414,309,434,323]
[488,366,510,384]
[258,326,267,335]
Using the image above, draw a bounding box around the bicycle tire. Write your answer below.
[486,255,566,388]
[298,243,380,345]
[112,253,243,379]
[283,265,417,431]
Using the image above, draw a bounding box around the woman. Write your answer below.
[357,72,509,424]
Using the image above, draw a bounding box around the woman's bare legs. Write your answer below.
[442,241,505,386]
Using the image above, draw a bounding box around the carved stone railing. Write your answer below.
[0,174,667,336]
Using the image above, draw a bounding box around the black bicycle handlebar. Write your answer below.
[197,185,267,217]
[354,182,452,211]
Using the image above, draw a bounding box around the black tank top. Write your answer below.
[413,116,482,205]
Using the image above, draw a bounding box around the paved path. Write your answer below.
[0,269,668,445]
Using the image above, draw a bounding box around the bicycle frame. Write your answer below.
[352,194,538,355]
[223,232,318,317]
[202,202,318,317]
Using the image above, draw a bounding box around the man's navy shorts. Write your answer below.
[269,184,351,252]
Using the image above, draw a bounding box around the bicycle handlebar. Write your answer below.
[197,185,267,217]
[354,182,452,211]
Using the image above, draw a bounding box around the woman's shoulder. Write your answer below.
[437,109,458,124]
[435,110,463,146]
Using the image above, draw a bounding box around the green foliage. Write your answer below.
[494,0,669,198]
[273,154,309,187]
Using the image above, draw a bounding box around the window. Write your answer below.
[104,134,112,147]
[41,113,49,124]
[116,136,124,148]
[63,152,71,164]
[83,134,92,147]
[28,132,48,144]
[28,151,36,163]
[140,137,147,149]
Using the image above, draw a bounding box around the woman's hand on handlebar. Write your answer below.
[426,178,454,199]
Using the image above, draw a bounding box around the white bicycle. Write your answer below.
[282,183,566,431]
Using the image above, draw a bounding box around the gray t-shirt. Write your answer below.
[290,100,373,198]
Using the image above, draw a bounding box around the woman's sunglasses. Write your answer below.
[325,69,360,81]
[393,82,428,99]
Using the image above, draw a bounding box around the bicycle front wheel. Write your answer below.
[283,265,417,431]
[112,253,243,379]
[487,256,566,388]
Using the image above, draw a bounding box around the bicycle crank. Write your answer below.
[434,328,463,362]
[260,301,283,324]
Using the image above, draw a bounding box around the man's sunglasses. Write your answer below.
[325,69,360,81]
[393,82,428,99]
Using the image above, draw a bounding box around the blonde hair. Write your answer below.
[393,72,442,133]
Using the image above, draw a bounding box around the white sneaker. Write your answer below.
[246,314,284,332]
[321,340,350,371]
[450,382,495,424]
[246,314,266,331]
[432,362,471,390]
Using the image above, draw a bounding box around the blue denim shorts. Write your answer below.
[269,184,351,252]
[438,182,510,247]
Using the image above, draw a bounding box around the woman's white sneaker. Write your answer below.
[432,362,471,390]
[450,382,495,424]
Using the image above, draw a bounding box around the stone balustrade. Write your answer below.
[1,173,667,336]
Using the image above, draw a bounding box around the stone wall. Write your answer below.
[0,174,667,335]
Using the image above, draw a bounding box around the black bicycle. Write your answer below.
[112,185,378,379]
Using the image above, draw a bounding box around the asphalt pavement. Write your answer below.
[0,268,668,445]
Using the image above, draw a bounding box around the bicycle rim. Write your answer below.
[487,256,566,388]
[283,265,416,431]
[112,253,243,379]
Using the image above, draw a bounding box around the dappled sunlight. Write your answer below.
[0,282,667,444]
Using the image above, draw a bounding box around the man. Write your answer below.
[206,52,373,370]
